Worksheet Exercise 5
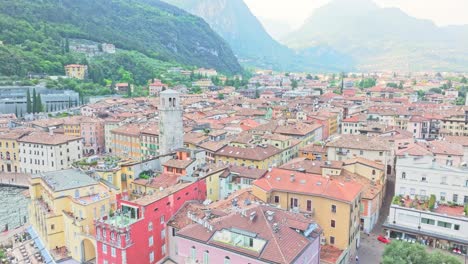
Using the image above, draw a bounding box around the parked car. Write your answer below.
[377,235,391,244]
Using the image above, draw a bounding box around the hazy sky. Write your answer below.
[245,0,468,29]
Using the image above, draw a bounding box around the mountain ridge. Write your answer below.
[285,0,468,71]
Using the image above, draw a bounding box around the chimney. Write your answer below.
[290,173,295,182]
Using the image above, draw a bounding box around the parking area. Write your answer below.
[356,233,387,264]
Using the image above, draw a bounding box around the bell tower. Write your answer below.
[159,89,183,155]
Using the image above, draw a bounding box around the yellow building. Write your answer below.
[64,64,88,80]
[253,168,363,263]
[214,145,283,170]
[29,169,114,262]
[0,130,28,173]
[63,116,83,137]
[111,124,143,161]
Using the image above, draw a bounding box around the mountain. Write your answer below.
[258,18,293,41]
[0,0,242,76]
[162,0,354,72]
[285,0,468,71]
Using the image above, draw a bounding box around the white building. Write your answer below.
[395,155,468,205]
[384,204,468,255]
[18,131,83,173]
[159,89,183,155]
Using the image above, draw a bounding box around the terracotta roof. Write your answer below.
[253,168,362,203]
[418,141,464,156]
[133,173,179,189]
[327,135,391,151]
[216,145,282,161]
[220,165,268,180]
[445,136,468,147]
[300,144,328,153]
[163,158,194,169]
[18,131,81,145]
[177,204,321,264]
[396,143,433,157]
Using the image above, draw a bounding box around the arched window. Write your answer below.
[148,222,153,231]
[172,97,176,107]
[402,172,406,179]
[372,169,376,176]
[169,98,172,107]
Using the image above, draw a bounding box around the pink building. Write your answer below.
[172,204,321,264]
[95,179,207,264]
[81,117,105,155]
[149,79,166,97]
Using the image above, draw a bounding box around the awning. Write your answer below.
[383,223,468,245]
[26,226,56,264]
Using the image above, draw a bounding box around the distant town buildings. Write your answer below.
[64,64,88,80]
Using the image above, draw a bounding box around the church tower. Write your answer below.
[159,89,183,155]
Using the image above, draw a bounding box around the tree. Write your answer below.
[387,83,398,88]
[306,74,313,80]
[217,93,224,100]
[291,79,298,90]
[461,76,467,84]
[429,88,442,94]
[32,88,37,113]
[36,93,43,113]
[26,89,32,113]
[382,241,461,264]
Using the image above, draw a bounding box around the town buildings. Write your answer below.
[252,168,363,263]
[18,131,83,173]
[29,169,113,262]
[64,64,88,80]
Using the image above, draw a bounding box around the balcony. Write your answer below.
[336,149,349,156]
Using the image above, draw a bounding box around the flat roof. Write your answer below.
[34,169,98,192]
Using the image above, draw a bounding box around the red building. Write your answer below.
[95,179,207,264]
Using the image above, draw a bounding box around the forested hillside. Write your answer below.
[0,0,242,83]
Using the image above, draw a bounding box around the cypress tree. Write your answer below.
[32,89,37,113]
[26,89,32,113]
[36,94,43,113]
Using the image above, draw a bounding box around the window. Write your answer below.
[401,172,406,179]
[372,169,376,176]
[330,236,335,245]
[307,200,312,211]
[379,152,383,156]
[331,205,336,213]
[51,224,55,230]
[161,244,166,256]
[103,260,108,264]
[360,150,364,155]
[149,251,154,263]
[464,196,468,204]
[454,225,460,231]
[224,256,231,264]
[421,218,435,225]
[190,246,196,260]
[203,250,209,264]
[148,222,153,231]
[442,176,447,184]
[437,221,452,229]
[111,247,116,257]
[149,236,154,246]
[274,196,280,203]
[102,244,107,254]
[290,198,298,208]
[440,192,446,201]
[331,220,336,228]
[410,188,416,195]
[161,229,166,240]
[465,180,468,187]
[421,176,426,182]
[453,194,458,203]
[160,215,165,224]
